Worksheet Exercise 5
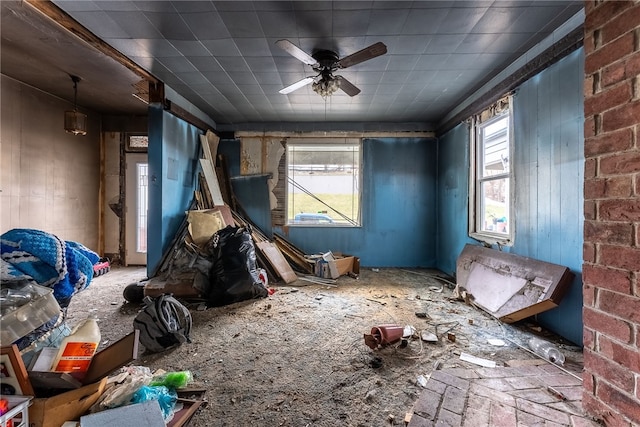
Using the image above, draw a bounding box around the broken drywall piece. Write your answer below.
[456,244,574,323]
[416,375,428,388]
[467,263,528,312]
[460,352,497,368]
[420,331,438,342]
[487,338,506,346]
[240,137,262,175]
[266,139,284,210]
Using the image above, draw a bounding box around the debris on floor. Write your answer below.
[62,266,586,426]
[364,324,405,349]
[459,352,496,368]
[308,251,360,279]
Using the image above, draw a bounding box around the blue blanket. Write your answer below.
[1,228,99,308]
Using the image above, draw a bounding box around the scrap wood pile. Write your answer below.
[146,131,328,308]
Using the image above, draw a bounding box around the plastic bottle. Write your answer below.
[528,336,565,365]
[51,314,101,374]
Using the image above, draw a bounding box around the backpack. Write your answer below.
[133,294,192,353]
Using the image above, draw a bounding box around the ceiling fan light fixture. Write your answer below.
[64,75,87,136]
[312,76,341,98]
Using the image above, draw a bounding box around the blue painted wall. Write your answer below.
[147,107,202,275]
[231,174,273,239]
[218,139,241,177]
[436,49,585,345]
[436,123,477,277]
[512,49,584,345]
[281,137,438,267]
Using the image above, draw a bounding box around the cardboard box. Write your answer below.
[29,378,107,427]
[314,253,360,279]
[332,254,360,277]
[28,331,139,427]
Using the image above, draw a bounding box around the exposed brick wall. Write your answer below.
[583,1,640,425]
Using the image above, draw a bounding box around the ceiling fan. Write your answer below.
[276,39,387,98]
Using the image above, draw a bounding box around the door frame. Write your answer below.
[125,152,148,266]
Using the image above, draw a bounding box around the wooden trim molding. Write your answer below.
[437,25,584,135]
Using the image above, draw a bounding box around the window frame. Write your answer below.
[469,99,514,246]
[285,138,363,228]
[125,133,148,152]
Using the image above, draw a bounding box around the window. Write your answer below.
[136,162,148,253]
[286,139,361,227]
[126,133,148,151]
[470,99,513,244]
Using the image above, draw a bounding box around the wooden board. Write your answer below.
[200,158,224,206]
[256,241,298,284]
[200,131,219,162]
[168,398,206,427]
[273,233,314,274]
[456,244,574,323]
[144,276,201,299]
[83,330,139,385]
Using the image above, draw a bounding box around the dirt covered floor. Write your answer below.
[66,266,583,427]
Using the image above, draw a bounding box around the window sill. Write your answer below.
[469,232,512,247]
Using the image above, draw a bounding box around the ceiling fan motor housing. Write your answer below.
[312,50,340,72]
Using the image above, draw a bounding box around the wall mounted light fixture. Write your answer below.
[64,75,87,136]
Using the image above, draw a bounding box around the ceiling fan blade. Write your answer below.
[337,42,387,69]
[279,76,315,94]
[275,39,318,66]
[336,76,361,97]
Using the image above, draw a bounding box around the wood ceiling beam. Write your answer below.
[24,0,158,84]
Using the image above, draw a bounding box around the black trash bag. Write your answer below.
[205,225,268,307]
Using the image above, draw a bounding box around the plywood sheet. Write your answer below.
[256,241,297,284]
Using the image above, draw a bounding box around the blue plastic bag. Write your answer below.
[130,385,177,419]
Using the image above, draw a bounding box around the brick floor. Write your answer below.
[407,365,602,427]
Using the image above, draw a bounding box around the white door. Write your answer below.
[125,153,148,266]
